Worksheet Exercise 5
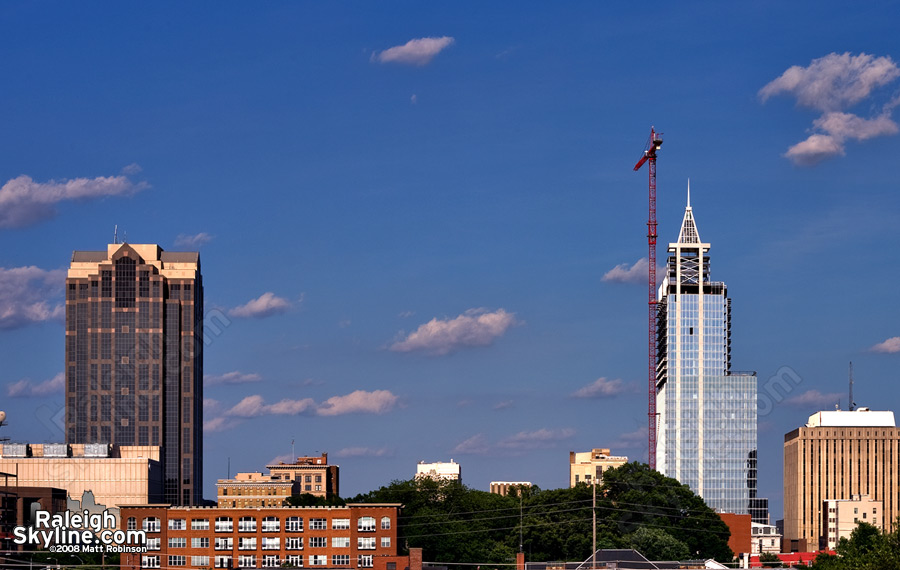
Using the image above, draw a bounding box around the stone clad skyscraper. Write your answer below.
[65,242,203,505]
[655,189,763,520]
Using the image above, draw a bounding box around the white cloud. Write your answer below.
[872,336,900,353]
[451,434,491,455]
[335,447,394,458]
[317,390,399,416]
[390,308,518,356]
[0,171,146,228]
[497,428,576,450]
[372,36,455,66]
[204,416,230,433]
[602,258,663,285]
[228,292,292,319]
[0,266,65,329]
[571,377,628,399]
[760,53,900,165]
[205,371,262,386]
[7,372,65,397]
[227,395,316,418]
[783,389,843,408]
[493,400,514,411]
[175,232,214,248]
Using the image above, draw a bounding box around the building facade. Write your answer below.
[784,409,900,551]
[218,473,301,508]
[569,448,627,487]
[119,503,401,570]
[489,482,532,496]
[415,460,460,482]
[655,191,761,519]
[751,522,782,555]
[65,243,203,506]
[822,495,882,551]
[0,443,162,508]
[266,454,339,499]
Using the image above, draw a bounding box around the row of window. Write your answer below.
[141,554,376,568]
[149,536,391,551]
[137,515,390,533]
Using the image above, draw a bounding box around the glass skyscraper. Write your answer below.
[656,189,763,519]
[65,242,203,506]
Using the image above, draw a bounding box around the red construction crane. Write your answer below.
[634,127,663,470]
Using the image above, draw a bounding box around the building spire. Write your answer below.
[676,180,701,244]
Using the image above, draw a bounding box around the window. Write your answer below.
[285,555,303,567]
[305,475,312,483]
[309,537,326,548]
[215,537,233,550]
[169,519,186,531]
[286,536,304,550]
[141,556,160,568]
[262,537,280,550]
[192,537,210,549]
[146,538,160,551]
[381,537,391,548]
[358,555,374,568]
[239,537,257,550]
[216,517,233,532]
[387,563,397,570]
[143,517,161,532]
[358,537,376,550]
[332,537,350,548]
[127,517,137,531]
[332,518,350,530]
[262,555,281,568]
[239,516,257,532]
[358,517,376,532]
[192,518,210,530]
[168,556,186,567]
[190,556,211,568]
[315,485,321,491]
[262,516,280,532]
[238,555,257,568]
[215,556,233,568]
[309,555,327,566]
[315,475,322,483]
[381,517,391,530]
[332,555,350,566]
[309,518,326,530]
[168,538,187,548]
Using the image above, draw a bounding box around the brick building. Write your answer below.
[266,454,339,499]
[217,473,301,508]
[120,503,401,569]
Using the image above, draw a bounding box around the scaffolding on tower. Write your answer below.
[634,127,663,470]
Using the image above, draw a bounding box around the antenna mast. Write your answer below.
[634,127,663,470]
[849,362,855,412]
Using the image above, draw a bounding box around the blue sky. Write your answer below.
[2,2,900,523]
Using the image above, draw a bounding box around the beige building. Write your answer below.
[266,453,339,498]
[822,494,882,550]
[489,482,532,496]
[0,443,162,508]
[415,460,461,482]
[751,522,782,555]
[569,448,627,487]
[784,408,900,551]
[217,472,301,507]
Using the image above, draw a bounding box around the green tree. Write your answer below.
[758,551,782,568]
[286,492,346,507]
[627,526,690,561]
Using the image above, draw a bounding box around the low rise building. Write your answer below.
[822,494,882,550]
[751,522,782,555]
[217,472,302,508]
[569,448,627,487]
[119,503,401,570]
[415,460,460,482]
[266,453,339,499]
[489,482,532,496]
[0,443,162,509]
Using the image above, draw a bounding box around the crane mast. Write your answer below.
[634,127,663,470]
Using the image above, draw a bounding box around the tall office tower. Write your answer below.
[656,189,761,518]
[65,243,203,506]
[784,409,900,552]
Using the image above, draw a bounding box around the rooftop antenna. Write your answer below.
[849,362,855,411]
[113,225,118,244]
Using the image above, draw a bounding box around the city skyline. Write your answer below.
[2,2,900,523]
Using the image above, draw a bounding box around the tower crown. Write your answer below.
[676,180,701,245]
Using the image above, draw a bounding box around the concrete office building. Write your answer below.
[655,189,763,520]
[569,448,627,487]
[65,242,203,506]
[415,460,460,482]
[266,454,339,499]
[489,482,532,496]
[119,503,402,570]
[217,472,301,508]
[784,409,900,551]
[0,442,162,508]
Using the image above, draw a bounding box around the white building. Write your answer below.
[415,460,461,482]
[751,522,782,554]
[822,494,882,550]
